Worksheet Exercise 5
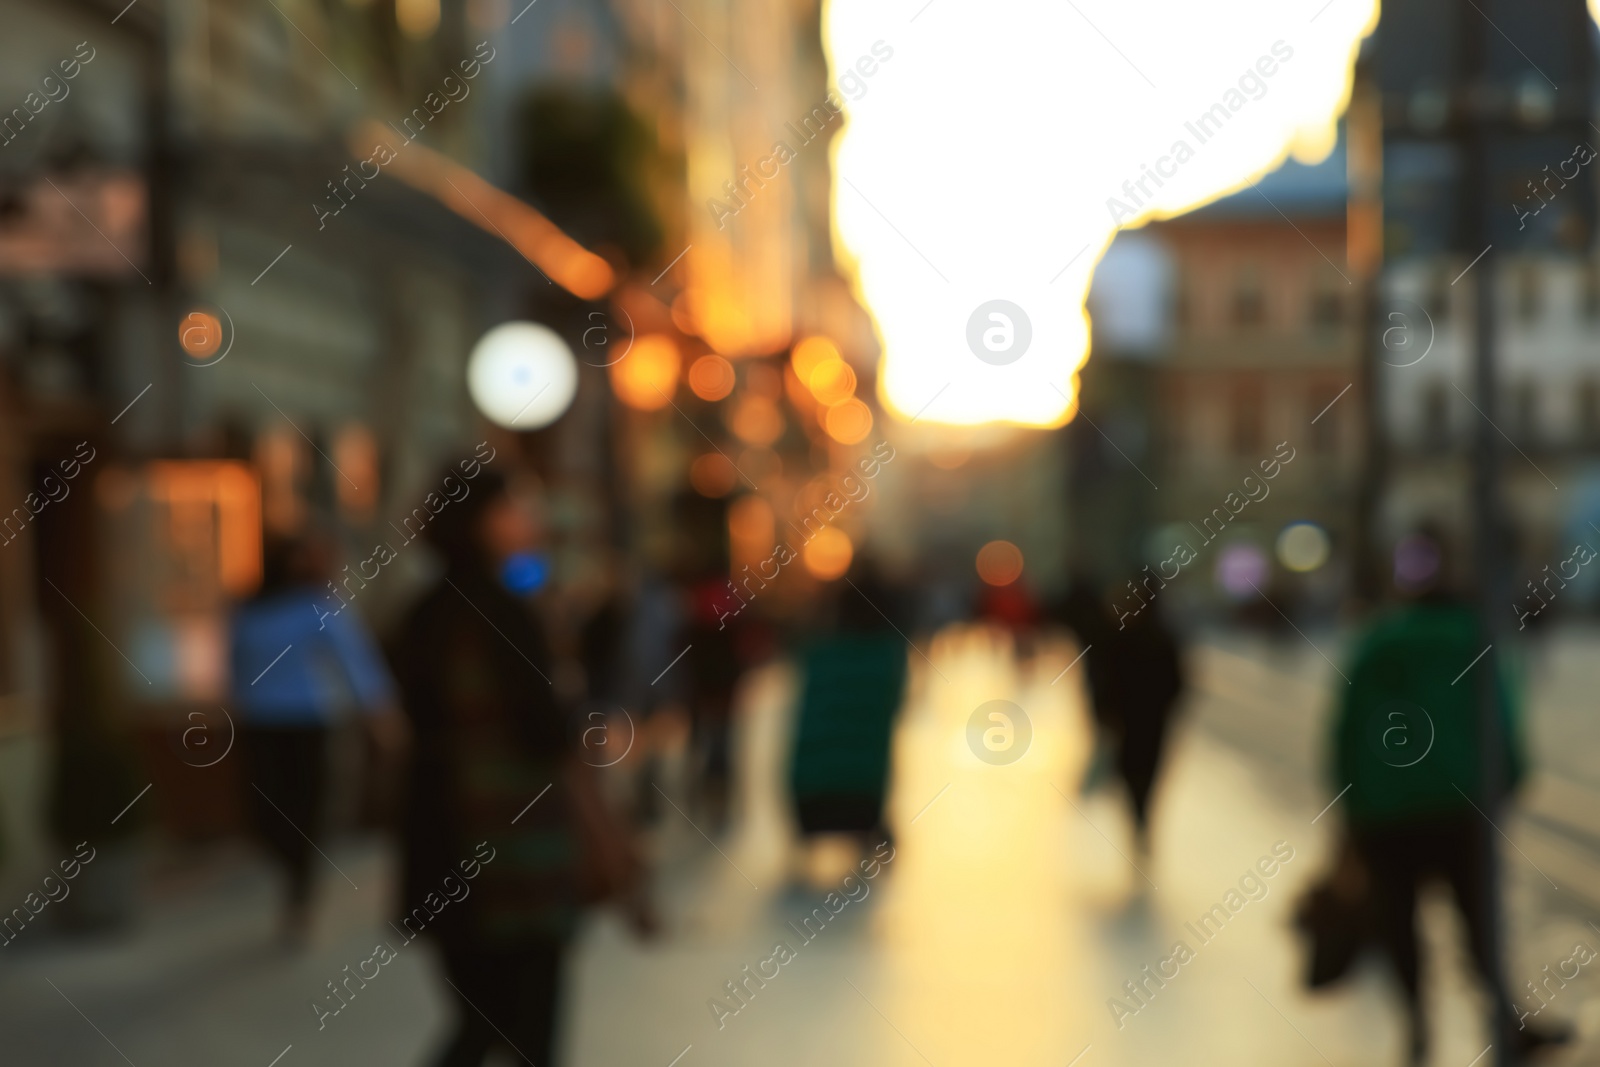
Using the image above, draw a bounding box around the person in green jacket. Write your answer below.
[1332,529,1566,1064]
[789,567,908,846]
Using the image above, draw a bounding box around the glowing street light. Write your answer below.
[466,322,578,430]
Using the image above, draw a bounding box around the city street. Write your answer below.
[4,2,1595,1064]
[3,626,1595,1067]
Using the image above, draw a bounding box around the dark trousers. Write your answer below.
[243,725,329,911]
[434,942,567,1067]
[1112,703,1173,830]
[795,792,885,836]
[1353,813,1513,1048]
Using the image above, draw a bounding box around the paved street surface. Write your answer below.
[3,623,1598,1066]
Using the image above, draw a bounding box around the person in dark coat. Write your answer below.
[1097,596,1184,850]
[1050,572,1182,845]
[393,468,617,1067]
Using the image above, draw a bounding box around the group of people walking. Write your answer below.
[229,466,1570,1067]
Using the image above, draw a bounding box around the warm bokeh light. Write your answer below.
[178,310,222,360]
[728,494,776,568]
[145,462,262,597]
[729,395,784,446]
[355,122,614,300]
[610,334,681,411]
[670,292,698,335]
[687,353,736,401]
[823,398,873,445]
[791,336,840,384]
[396,0,440,38]
[331,424,379,520]
[689,452,738,497]
[928,447,971,470]
[807,358,856,406]
[824,1,1378,426]
[784,363,817,413]
[802,526,854,581]
[976,540,1024,587]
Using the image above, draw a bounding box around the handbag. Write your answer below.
[1293,835,1375,989]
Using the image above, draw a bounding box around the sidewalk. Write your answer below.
[0,624,1594,1065]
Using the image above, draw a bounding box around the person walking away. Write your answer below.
[393,469,648,1067]
[1098,601,1184,854]
[230,529,406,944]
[1332,530,1568,1065]
[789,569,908,859]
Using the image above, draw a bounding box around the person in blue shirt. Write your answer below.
[231,528,405,943]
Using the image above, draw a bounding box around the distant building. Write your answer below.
[1084,140,1360,613]
[1371,0,1600,608]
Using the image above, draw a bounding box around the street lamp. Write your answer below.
[466,322,578,430]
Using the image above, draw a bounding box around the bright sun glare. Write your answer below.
[824,0,1381,428]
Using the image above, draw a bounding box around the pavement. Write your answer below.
[2,623,1598,1066]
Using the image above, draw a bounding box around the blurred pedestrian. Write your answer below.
[789,566,908,854]
[620,565,688,825]
[230,528,406,943]
[1097,598,1184,852]
[665,491,746,829]
[680,570,744,829]
[392,469,648,1067]
[1329,529,1568,1065]
[977,578,1042,657]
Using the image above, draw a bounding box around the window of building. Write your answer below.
[1309,275,1343,329]
[1233,265,1265,327]
[1231,382,1263,454]
[1309,385,1342,452]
